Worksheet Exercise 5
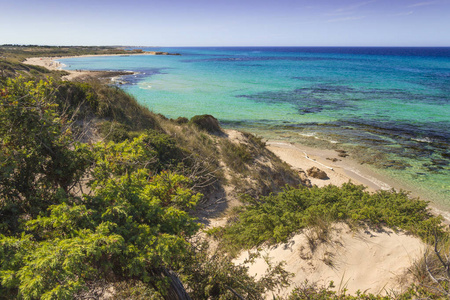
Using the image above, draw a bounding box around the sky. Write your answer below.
[1,0,450,46]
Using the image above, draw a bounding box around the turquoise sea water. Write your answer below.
[59,47,450,208]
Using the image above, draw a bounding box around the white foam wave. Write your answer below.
[412,137,432,143]
[300,133,317,138]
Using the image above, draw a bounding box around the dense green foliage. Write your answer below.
[0,77,92,233]
[0,77,204,299]
[216,183,444,252]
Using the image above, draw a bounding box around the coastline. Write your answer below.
[19,51,444,297]
[23,51,172,81]
[266,141,384,192]
[23,53,449,223]
[235,139,430,296]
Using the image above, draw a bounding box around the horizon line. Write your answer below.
[2,44,450,48]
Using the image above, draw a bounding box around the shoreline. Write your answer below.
[23,51,173,81]
[266,141,384,192]
[266,140,450,224]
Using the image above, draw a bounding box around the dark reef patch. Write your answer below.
[181,56,350,64]
[236,85,357,113]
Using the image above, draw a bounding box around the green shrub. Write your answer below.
[143,129,187,172]
[189,114,222,134]
[179,241,292,299]
[98,121,133,142]
[0,77,92,233]
[0,130,202,298]
[218,183,443,252]
[55,81,99,118]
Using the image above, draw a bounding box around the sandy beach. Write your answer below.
[235,223,425,297]
[266,141,391,192]
[23,52,163,81]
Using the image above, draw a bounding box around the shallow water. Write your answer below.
[59,47,450,208]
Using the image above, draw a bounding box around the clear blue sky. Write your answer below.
[2,0,450,46]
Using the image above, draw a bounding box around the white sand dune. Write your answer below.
[235,223,425,297]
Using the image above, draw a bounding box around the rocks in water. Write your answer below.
[335,150,349,158]
[307,167,328,179]
[381,160,412,170]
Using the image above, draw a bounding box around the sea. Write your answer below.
[58,47,450,210]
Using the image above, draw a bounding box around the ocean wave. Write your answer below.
[412,137,433,143]
[139,84,152,90]
[299,133,317,138]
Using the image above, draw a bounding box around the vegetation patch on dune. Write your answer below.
[213,184,443,254]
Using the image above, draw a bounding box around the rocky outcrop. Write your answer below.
[307,167,328,179]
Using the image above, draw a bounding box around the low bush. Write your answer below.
[179,241,292,299]
[189,114,222,134]
[216,183,444,252]
[143,129,187,173]
[173,116,189,124]
[98,121,135,142]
